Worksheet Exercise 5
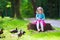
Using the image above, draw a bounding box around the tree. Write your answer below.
[47,0,59,18]
[31,0,37,17]
[10,0,22,19]
[0,0,8,18]
[20,0,34,18]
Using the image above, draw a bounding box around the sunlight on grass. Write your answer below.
[0,17,60,40]
[0,30,60,40]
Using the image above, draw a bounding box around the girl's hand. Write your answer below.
[37,19,41,20]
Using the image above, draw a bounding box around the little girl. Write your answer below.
[36,7,46,32]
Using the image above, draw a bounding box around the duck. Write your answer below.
[10,28,18,33]
[0,28,3,35]
[0,28,5,38]
[23,31,26,35]
[18,30,26,37]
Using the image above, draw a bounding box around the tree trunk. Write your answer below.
[0,10,2,16]
[0,9,4,18]
[10,0,22,19]
[10,0,15,18]
[31,0,37,17]
[58,0,60,17]
[15,0,22,19]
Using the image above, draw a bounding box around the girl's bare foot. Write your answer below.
[37,29,40,32]
[41,30,44,32]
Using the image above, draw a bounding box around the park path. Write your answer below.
[24,18,60,28]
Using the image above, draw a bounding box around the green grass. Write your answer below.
[0,17,60,40]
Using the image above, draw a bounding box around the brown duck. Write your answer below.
[10,28,18,33]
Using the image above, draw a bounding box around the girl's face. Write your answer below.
[38,9,43,14]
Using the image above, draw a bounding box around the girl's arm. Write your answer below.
[42,14,45,20]
[36,14,39,20]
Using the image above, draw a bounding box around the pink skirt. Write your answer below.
[32,20,46,27]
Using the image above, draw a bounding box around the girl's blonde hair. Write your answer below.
[36,7,44,13]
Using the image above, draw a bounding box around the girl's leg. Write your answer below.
[40,21,44,31]
[36,21,40,31]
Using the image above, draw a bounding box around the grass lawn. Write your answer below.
[0,17,60,40]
